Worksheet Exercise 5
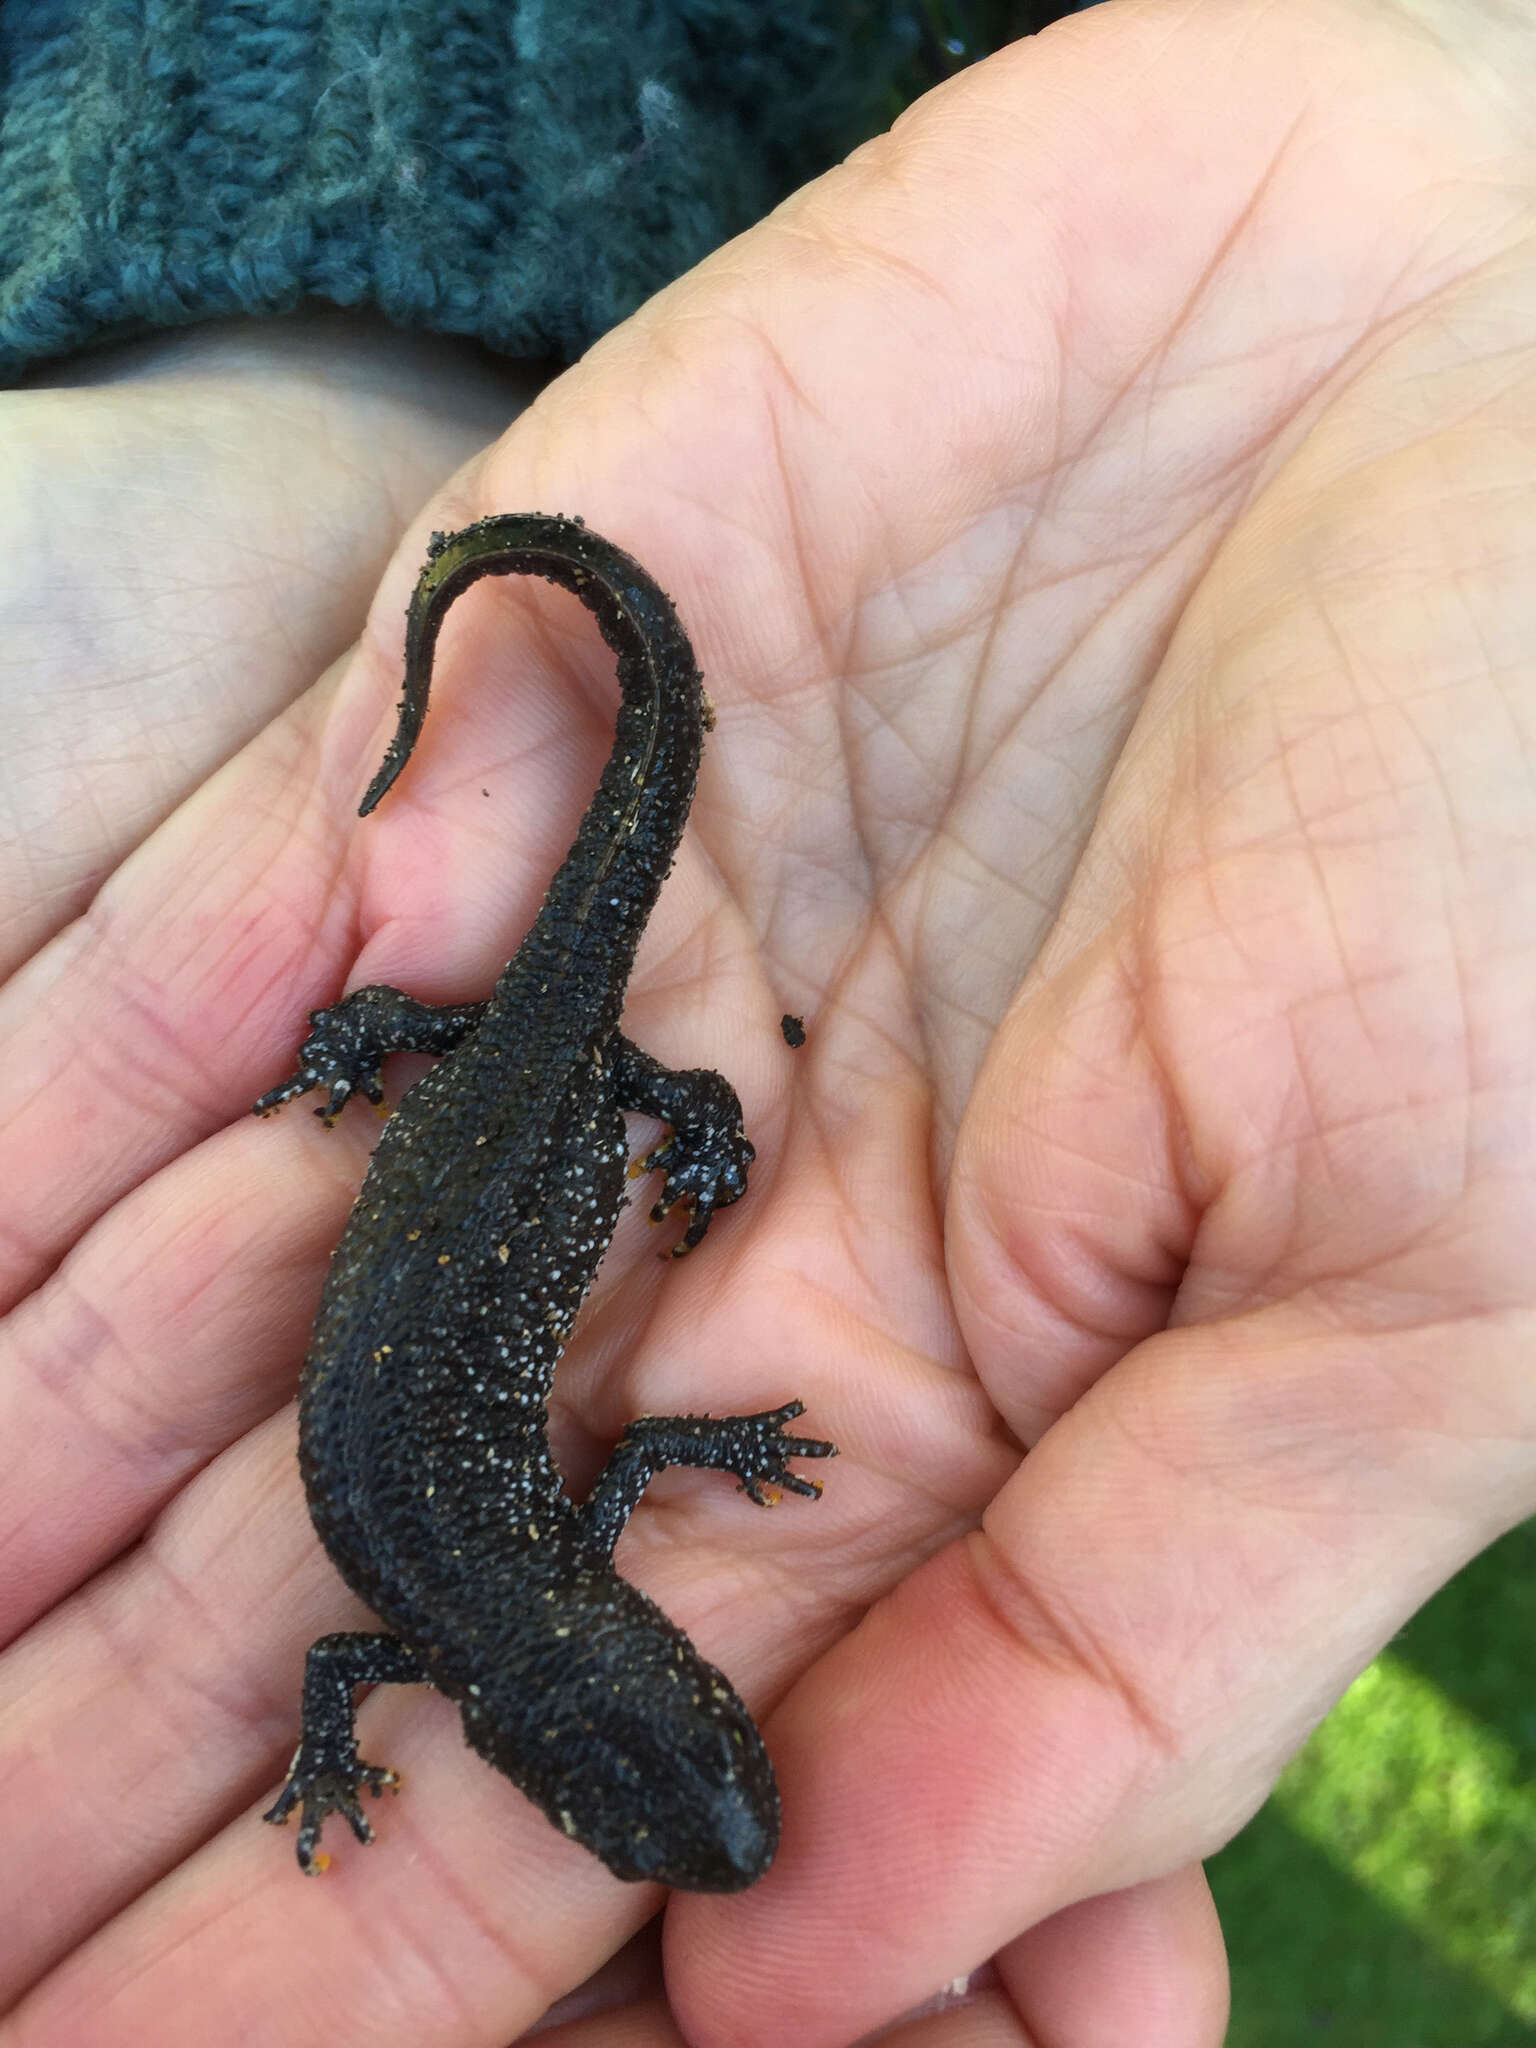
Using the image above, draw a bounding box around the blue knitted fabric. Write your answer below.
[0,1,918,382]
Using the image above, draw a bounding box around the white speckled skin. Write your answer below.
[259,516,834,1888]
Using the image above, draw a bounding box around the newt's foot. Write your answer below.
[581,1400,836,1554]
[722,1399,837,1504]
[635,1088,755,1253]
[252,989,397,1122]
[264,1745,401,1873]
[617,1401,837,1505]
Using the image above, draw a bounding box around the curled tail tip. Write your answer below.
[359,706,417,815]
[359,755,404,816]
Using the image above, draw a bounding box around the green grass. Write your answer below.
[1211,1518,1536,2045]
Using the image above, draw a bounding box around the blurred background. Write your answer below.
[1211,1517,1535,2047]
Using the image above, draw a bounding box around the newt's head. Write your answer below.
[456,1565,780,1890]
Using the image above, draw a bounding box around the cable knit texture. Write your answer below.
[0,1,913,381]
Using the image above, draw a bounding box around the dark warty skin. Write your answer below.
[256,513,835,1890]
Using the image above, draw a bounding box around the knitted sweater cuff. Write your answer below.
[0,2,910,384]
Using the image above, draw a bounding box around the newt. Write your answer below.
[257,513,834,1890]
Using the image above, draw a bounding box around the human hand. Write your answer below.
[0,309,542,980]
[4,0,1534,2042]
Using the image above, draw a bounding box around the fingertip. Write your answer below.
[998,1864,1229,2048]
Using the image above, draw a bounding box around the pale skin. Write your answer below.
[1,0,1533,2040]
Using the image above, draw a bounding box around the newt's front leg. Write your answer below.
[578,1402,837,1555]
[610,1034,755,1251]
[264,1632,426,1872]
[254,986,489,1121]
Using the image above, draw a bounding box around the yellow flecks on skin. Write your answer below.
[406,1229,420,1241]
[497,1244,510,1262]
[437,1253,451,1266]
[425,1484,435,1499]
[554,1626,570,1638]
[559,1810,577,1837]
[474,1135,488,1146]
[527,1524,540,1541]
[312,1852,331,1874]
[1274,1652,1536,2020]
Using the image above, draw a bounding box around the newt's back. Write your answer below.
[257,515,834,1890]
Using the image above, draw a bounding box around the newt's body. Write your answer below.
[259,514,832,1890]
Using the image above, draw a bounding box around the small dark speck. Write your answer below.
[780,1014,806,1049]
[482,788,490,797]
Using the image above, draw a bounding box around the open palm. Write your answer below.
[3,4,1533,2044]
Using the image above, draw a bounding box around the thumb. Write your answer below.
[663,910,1534,2042]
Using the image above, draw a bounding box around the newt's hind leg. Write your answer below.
[578,1402,837,1556]
[264,1632,425,1872]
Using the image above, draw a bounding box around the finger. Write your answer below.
[0,315,528,977]
[0,1106,363,1647]
[534,2005,678,2048]
[0,669,368,1316]
[0,1407,330,2009]
[679,1870,1225,2048]
[856,1867,1225,2048]
[524,1923,669,2044]
[857,1993,1026,2048]
[996,1866,1227,2048]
